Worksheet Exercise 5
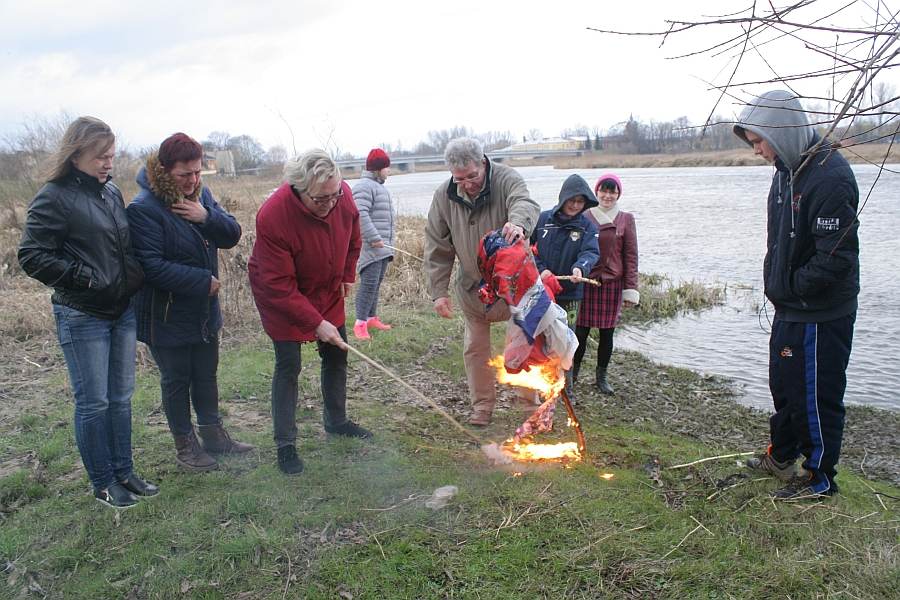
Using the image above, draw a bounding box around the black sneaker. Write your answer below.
[277,445,304,475]
[119,473,159,497]
[94,482,139,508]
[772,475,834,500]
[325,420,373,439]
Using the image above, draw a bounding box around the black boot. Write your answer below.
[277,444,304,475]
[596,370,614,395]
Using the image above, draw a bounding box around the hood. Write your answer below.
[554,174,598,216]
[137,153,203,207]
[734,90,814,171]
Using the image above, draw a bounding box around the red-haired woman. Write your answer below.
[127,133,252,472]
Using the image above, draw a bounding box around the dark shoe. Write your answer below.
[174,430,218,472]
[94,482,138,509]
[596,371,614,395]
[746,451,805,482]
[325,420,373,439]
[119,473,159,497]
[197,422,255,454]
[277,445,304,475]
[772,474,834,500]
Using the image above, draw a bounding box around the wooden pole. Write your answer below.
[345,344,484,445]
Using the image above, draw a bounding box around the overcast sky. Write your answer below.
[2,0,898,156]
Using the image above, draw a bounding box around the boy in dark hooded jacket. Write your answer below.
[530,174,600,392]
[733,90,859,499]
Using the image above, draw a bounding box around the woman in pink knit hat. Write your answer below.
[573,173,639,394]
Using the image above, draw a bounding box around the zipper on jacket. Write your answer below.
[188,220,213,341]
[164,292,172,323]
[104,188,130,301]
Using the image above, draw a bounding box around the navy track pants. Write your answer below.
[768,312,855,494]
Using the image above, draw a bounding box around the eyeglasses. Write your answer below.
[308,187,344,206]
[452,169,483,185]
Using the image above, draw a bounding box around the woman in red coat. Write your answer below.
[248,149,370,475]
[573,173,639,395]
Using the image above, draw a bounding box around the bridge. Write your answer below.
[336,148,585,174]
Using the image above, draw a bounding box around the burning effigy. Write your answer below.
[476,230,586,464]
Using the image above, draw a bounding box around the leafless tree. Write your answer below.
[589,0,900,169]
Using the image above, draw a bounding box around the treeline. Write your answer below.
[3,111,898,181]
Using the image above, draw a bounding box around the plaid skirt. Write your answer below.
[576,278,623,329]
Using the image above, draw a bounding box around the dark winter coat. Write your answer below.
[735,90,860,322]
[763,139,860,321]
[530,174,600,302]
[126,155,242,346]
[248,181,361,342]
[18,169,144,320]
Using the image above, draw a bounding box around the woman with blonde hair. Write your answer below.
[18,116,156,508]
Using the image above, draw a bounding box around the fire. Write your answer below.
[503,440,581,461]
[488,355,564,400]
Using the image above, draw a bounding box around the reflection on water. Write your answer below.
[368,163,900,411]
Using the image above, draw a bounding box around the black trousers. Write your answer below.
[149,339,221,436]
[768,313,855,493]
[573,326,614,377]
[270,326,348,448]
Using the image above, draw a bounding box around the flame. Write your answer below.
[488,355,564,400]
[502,440,581,462]
[599,473,615,480]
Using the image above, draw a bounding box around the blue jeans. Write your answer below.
[54,303,137,491]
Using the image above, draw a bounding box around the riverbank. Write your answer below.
[376,143,900,173]
[1,301,898,598]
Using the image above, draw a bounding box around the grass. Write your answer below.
[1,303,897,599]
[0,171,896,598]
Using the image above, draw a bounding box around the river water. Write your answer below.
[366,163,900,411]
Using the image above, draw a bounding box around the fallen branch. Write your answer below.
[661,522,704,559]
[668,452,754,470]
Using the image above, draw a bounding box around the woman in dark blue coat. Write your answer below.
[127,133,252,472]
[530,174,600,391]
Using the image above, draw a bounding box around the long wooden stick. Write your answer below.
[345,344,484,445]
[555,275,601,286]
[668,452,754,470]
[382,244,425,263]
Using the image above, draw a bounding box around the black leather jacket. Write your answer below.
[18,169,144,320]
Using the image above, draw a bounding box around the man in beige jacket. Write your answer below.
[424,137,541,425]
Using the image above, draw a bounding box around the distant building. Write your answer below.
[499,137,591,152]
[211,150,235,176]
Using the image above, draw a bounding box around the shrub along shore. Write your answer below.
[0,200,897,598]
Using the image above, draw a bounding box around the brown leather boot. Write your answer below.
[197,422,255,454]
[173,430,218,472]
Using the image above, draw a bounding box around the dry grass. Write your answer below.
[550,143,900,170]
